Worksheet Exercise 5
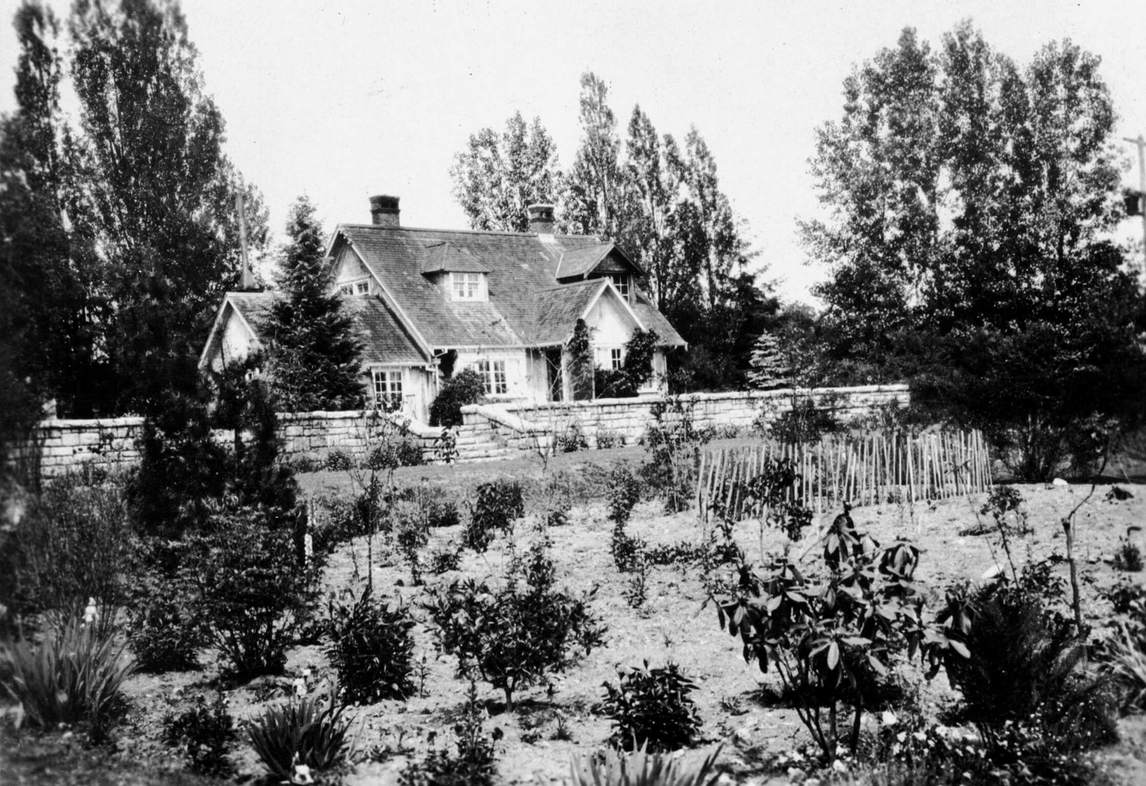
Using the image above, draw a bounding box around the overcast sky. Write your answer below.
[1,0,1144,303]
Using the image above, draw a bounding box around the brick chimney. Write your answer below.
[527,203,555,234]
[369,194,400,227]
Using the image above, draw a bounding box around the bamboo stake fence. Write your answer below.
[696,430,992,520]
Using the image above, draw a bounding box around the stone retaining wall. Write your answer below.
[28,384,909,477]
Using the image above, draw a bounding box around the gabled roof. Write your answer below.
[420,241,491,274]
[199,290,426,370]
[530,279,610,346]
[333,224,684,348]
[556,243,644,280]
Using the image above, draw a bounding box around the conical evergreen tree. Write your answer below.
[269,196,363,411]
[748,332,791,390]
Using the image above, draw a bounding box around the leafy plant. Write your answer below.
[189,508,320,680]
[429,546,463,575]
[162,691,236,776]
[0,617,134,740]
[1104,620,1146,711]
[325,585,416,704]
[640,397,710,513]
[429,369,486,427]
[557,421,590,452]
[1112,527,1143,572]
[325,450,354,471]
[247,687,352,782]
[567,742,722,786]
[398,681,502,786]
[716,508,927,759]
[735,457,813,540]
[427,537,605,710]
[601,661,702,752]
[465,479,524,553]
[607,466,642,526]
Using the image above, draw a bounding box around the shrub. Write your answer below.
[607,466,642,526]
[932,566,1118,755]
[367,435,424,470]
[568,742,722,786]
[427,538,605,710]
[0,617,134,740]
[247,688,352,782]
[429,546,463,575]
[398,681,502,786]
[1113,528,1143,572]
[735,457,813,540]
[611,522,646,574]
[1102,577,1146,614]
[123,538,205,673]
[557,422,590,453]
[765,396,840,443]
[189,508,320,680]
[289,454,324,474]
[4,478,131,631]
[716,508,926,759]
[325,450,354,471]
[162,692,236,776]
[601,661,702,752]
[465,479,524,553]
[1104,620,1146,711]
[325,585,416,704]
[640,397,709,513]
[595,429,623,449]
[429,369,486,427]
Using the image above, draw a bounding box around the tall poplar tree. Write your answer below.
[267,196,363,411]
[564,72,630,238]
[67,0,266,410]
[450,111,562,232]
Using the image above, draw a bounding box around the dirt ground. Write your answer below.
[14,459,1146,785]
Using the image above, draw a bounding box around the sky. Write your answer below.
[1,0,1144,303]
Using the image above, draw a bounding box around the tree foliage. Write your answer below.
[805,23,1146,476]
[450,111,562,232]
[267,196,364,411]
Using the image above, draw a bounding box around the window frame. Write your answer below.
[608,273,630,298]
[451,271,484,301]
[371,367,404,411]
[476,359,508,396]
[610,347,624,371]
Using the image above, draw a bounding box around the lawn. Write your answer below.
[8,446,1144,785]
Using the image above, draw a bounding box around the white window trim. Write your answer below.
[337,276,371,296]
[608,273,630,298]
[451,271,485,301]
[475,358,508,396]
[610,347,624,371]
[370,367,404,411]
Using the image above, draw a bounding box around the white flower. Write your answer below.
[301,667,312,680]
[880,710,898,726]
[293,678,307,697]
[290,763,314,784]
[82,597,97,625]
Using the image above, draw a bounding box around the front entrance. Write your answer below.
[544,348,564,402]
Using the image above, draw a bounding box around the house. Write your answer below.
[200,195,686,421]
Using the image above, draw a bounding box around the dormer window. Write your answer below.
[338,277,370,296]
[608,273,630,298]
[451,271,485,301]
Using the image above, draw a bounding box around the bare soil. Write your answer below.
[5,454,1146,785]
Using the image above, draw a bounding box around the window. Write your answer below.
[338,278,370,296]
[452,272,483,301]
[354,280,370,295]
[338,283,354,296]
[371,368,403,411]
[476,359,507,395]
[610,347,624,371]
[608,273,629,298]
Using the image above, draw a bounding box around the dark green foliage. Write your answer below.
[247,688,352,782]
[325,586,416,704]
[426,538,605,710]
[162,692,236,776]
[766,397,841,444]
[556,421,589,452]
[188,508,320,680]
[1102,578,1146,615]
[933,567,1117,754]
[429,546,463,574]
[611,522,647,574]
[601,661,702,752]
[0,616,134,742]
[268,196,364,411]
[224,373,299,517]
[465,479,524,553]
[125,539,205,672]
[325,450,354,471]
[399,682,502,786]
[1113,534,1143,572]
[430,369,486,427]
[2,477,130,631]
[595,330,660,398]
[717,513,926,759]
[607,466,642,526]
[367,435,424,469]
[129,387,227,538]
[568,318,595,401]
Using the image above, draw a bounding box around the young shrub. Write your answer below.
[601,661,702,752]
[6,478,132,631]
[765,396,840,444]
[427,538,605,710]
[0,617,134,740]
[428,545,463,575]
[189,508,320,680]
[557,422,589,453]
[1104,619,1146,711]
[325,585,416,704]
[1113,527,1143,572]
[464,479,525,553]
[607,466,642,526]
[716,508,927,759]
[567,742,722,786]
[247,687,352,782]
[735,457,813,540]
[399,681,502,786]
[640,397,709,513]
[162,692,236,776]
[595,429,623,450]
[325,450,354,471]
[122,538,206,673]
[429,368,486,427]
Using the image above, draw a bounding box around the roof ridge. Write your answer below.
[338,223,604,241]
[536,279,607,293]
